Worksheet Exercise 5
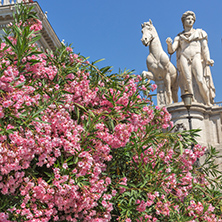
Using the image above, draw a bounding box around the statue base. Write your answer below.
[167,102,222,146]
[167,102,222,170]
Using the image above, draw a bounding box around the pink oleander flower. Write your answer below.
[66,47,73,52]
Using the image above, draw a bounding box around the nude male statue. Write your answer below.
[166,11,215,105]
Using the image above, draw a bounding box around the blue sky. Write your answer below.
[37,0,222,104]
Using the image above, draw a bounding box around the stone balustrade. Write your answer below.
[0,0,29,6]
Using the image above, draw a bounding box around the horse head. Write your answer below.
[141,19,157,46]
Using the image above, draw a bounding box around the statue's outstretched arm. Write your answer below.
[166,36,179,54]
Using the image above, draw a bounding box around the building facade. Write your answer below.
[0,0,61,51]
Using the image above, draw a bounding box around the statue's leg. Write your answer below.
[164,72,173,105]
[179,55,193,95]
[168,63,178,103]
[192,56,210,105]
[178,67,185,95]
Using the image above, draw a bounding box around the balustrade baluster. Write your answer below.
[3,0,10,5]
[0,0,31,6]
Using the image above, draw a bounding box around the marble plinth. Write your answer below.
[167,102,222,148]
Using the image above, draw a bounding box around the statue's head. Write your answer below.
[181,11,196,28]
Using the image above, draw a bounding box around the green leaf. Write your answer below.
[29,35,41,45]
[4,37,15,49]
[92,58,105,65]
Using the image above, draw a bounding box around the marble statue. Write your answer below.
[141,20,178,106]
[166,11,215,106]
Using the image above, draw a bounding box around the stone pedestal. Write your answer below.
[167,102,222,147]
[167,102,222,170]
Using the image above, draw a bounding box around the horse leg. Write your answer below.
[141,71,154,80]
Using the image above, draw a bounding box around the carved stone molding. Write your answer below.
[173,123,187,132]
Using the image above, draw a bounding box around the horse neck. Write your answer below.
[149,32,163,59]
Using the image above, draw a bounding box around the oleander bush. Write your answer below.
[0,3,222,222]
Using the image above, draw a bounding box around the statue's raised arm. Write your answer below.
[166,36,179,55]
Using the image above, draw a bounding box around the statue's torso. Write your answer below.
[180,40,201,59]
[177,29,207,61]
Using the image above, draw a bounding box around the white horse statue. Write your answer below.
[141,20,178,105]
